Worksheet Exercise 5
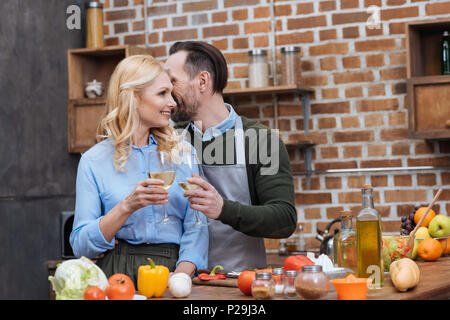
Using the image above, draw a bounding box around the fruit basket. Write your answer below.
[382,235,414,271]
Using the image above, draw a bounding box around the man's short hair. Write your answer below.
[169,41,228,95]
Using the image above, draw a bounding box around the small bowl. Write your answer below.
[331,276,373,300]
[325,268,356,292]
[382,234,414,271]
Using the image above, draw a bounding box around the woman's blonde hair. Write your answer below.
[96,55,180,171]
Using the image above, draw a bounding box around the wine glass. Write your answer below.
[178,182,209,228]
[148,150,178,225]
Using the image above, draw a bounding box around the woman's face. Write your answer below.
[137,71,176,128]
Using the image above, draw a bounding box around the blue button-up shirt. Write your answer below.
[190,103,238,141]
[70,135,208,270]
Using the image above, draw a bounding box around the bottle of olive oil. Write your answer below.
[357,185,384,289]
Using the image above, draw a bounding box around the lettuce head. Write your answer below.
[48,256,108,300]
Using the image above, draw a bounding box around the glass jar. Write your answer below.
[295,265,330,300]
[251,272,275,300]
[281,46,301,86]
[86,1,104,48]
[272,268,284,295]
[248,49,269,88]
[283,270,298,298]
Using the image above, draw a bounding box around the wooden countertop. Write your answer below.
[155,256,450,300]
[47,254,450,300]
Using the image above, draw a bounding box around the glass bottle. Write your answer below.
[283,270,298,298]
[251,272,275,300]
[356,185,384,289]
[272,268,284,295]
[336,213,357,273]
[281,46,301,86]
[295,265,330,300]
[248,49,269,88]
[86,1,104,48]
[442,31,450,75]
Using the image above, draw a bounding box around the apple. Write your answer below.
[411,227,431,259]
[428,215,450,238]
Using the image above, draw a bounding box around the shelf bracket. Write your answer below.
[304,145,313,189]
[301,92,310,136]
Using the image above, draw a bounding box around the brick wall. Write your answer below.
[101,0,450,250]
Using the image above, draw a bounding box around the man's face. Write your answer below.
[165,51,200,122]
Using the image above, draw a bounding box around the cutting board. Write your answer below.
[192,277,238,287]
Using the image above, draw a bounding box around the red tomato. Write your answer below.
[106,273,135,300]
[84,286,106,300]
[283,255,314,271]
[237,270,256,296]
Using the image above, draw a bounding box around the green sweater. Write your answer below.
[178,116,297,239]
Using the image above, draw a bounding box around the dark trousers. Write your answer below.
[96,239,179,288]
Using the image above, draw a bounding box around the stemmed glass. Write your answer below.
[177,148,209,229]
[148,150,178,225]
[178,182,209,228]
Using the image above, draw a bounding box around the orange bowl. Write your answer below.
[331,277,373,300]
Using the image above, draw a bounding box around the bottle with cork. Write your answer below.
[356,184,384,289]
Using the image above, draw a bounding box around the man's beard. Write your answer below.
[170,90,199,123]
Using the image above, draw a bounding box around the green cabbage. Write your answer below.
[48,256,108,300]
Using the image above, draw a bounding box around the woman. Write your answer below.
[70,55,208,285]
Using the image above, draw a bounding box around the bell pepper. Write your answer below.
[197,265,226,280]
[137,258,170,298]
[283,255,315,271]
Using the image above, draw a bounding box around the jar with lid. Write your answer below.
[281,46,301,86]
[248,49,269,88]
[295,265,330,299]
[272,268,284,295]
[86,1,104,48]
[283,270,298,298]
[251,272,275,299]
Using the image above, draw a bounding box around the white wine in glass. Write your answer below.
[178,182,209,228]
[149,171,176,190]
[148,150,178,225]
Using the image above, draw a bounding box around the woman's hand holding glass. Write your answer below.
[121,178,169,214]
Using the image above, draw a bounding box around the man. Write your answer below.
[166,41,297,272]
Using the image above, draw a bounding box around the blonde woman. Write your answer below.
[70,55,208,285]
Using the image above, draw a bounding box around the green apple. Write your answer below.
[411,227,431,259]
[428,215,450,238]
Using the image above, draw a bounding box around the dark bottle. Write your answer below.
[442,31,450,75]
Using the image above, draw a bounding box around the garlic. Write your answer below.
[168,272,192,298]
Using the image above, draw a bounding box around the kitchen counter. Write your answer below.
[47,254,450,300]
[155,255,450,300]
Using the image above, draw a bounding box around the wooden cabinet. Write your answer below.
[67,45,152,153]
[406,19,450,140]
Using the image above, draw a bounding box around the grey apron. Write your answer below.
[183,116,267,272]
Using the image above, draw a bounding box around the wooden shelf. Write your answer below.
[406,19,450,140]
[223,84,314,96]
[67,45,152,153]
[285,140,315,149]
